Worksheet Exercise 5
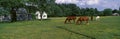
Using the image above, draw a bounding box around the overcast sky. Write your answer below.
[55,0,120,11]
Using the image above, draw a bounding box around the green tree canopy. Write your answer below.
[103,8,112,16]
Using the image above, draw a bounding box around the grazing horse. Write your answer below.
[96,16,100,21]
[76,16,89,25]
[64,16,76,24]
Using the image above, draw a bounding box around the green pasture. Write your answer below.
[0,16,120,39]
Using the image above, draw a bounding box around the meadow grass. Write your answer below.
[0,16,120,39]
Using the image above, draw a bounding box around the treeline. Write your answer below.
[45,4,81,17]
[0,0,120,17]
[45,4,120,17]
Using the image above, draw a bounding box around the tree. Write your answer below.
[28,0,55,20]
[80,8,86,16]
[112,9,118,13]
[0,7,9,15]
[89,8,95,21]
[118,7,120,14]
[94,8,99,16]
[103,8,112,16]
[56,4,79,16]
[0,0,27,22]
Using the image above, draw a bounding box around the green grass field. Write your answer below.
[0,16,120,39]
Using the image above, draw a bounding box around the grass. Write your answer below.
[0,16,120,39]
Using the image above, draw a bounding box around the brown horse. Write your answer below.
[64,16,76,24]
[76,16,89,25]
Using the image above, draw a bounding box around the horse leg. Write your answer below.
[86,21,89,25]
[68,20,71,23]
[73,19,76,23]
[80,21,82,24]
[76,20,79,24]
[64,19,67,24]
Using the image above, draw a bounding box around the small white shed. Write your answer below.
[35,11,41,19]
[35,11,47,19]
[112,13,119,16]
[42,11,47,19]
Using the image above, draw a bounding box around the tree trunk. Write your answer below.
[10,7,17,22]
[91,16,93,21]
[40,11,43,21]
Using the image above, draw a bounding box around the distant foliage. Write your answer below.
[0,0,119,17]
[0,7,9,15]
[103,8,112,16]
